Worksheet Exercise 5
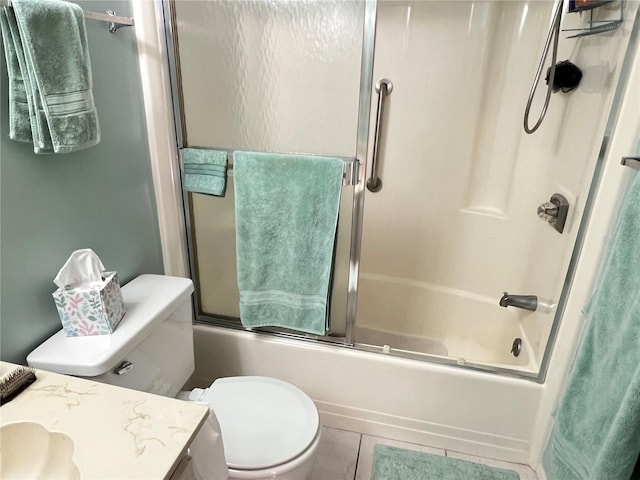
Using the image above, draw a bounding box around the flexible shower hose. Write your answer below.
[524,0,564,134]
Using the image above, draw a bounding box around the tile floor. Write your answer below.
[308,427,538,480]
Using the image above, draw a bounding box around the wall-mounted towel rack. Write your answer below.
[0,0,134,33]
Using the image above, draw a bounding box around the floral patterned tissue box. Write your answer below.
[52,272,126,336]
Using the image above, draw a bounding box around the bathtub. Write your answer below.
[354,325,537,377]
[190,324,544,465]
[355,274,547,376]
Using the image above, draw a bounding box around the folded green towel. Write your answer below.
[2,0,100,154]
[544,173,640,480]
[233,151,343,335]
[181,148,228,197]
[0,8,32,143]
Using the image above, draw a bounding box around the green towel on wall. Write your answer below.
[543,172,640,480]
[0,8,32,143]
[0,0,100,153]
[181,148,228,196]
[233,151,343,336]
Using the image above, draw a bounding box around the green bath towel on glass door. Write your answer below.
[233,151,343,336]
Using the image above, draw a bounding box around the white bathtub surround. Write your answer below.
[356,0,639,378]
[356,278,538,372]
[0,361,208,479]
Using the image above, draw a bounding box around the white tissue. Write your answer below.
[53,249,106,289]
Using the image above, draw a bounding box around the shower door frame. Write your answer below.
[159,0,378,348]
[158,0,640,383]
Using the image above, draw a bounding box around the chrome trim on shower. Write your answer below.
[160,0,375,348]
[179,149,360,187]
[366,79,393,193]
[162,0,186,148]
[537,7,640,383]
[343,158,361,187]
[346,0,378,345]
[160,0,205,327]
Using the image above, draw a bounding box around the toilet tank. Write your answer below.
[27,275,195,397]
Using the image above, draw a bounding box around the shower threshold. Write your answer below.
[355,327,448,357]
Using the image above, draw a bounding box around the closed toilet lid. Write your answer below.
[201,376,319,470]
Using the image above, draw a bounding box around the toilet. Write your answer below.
[27,274,321,480]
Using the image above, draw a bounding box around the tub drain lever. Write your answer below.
[511,338,523,357]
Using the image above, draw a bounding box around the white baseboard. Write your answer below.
[317,400,530,464]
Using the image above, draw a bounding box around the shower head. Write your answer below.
[546,60,583,93]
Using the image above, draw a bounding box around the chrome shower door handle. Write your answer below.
[367,79,393,193]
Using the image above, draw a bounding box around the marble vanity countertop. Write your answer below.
[0,361,209,479]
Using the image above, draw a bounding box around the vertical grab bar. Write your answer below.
[366,79,393,192]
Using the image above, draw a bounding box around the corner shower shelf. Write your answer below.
[564,0,624,38]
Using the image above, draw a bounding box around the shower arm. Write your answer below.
[523,0,564,134]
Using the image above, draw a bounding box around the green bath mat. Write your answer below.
[372,445,520,480]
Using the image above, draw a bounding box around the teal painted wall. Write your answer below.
[0,1,164,364]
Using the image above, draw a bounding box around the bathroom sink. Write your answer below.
[0,422,80,479]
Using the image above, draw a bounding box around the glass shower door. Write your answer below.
[171,0,366,338]
[354,0,640,378]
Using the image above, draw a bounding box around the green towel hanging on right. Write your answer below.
[544,172,640,480]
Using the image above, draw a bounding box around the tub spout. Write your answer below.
[499,292,538,312]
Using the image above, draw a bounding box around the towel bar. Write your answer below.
[182,148,360,187]
[231,157,358,186]
[226,156,359,186]
[0,0,134,33]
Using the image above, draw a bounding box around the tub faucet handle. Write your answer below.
[537,193,569,234]
[537,201,559,221]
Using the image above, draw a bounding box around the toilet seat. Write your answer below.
[197,376,319,471]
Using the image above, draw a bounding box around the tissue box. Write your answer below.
[52,272,126,336]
